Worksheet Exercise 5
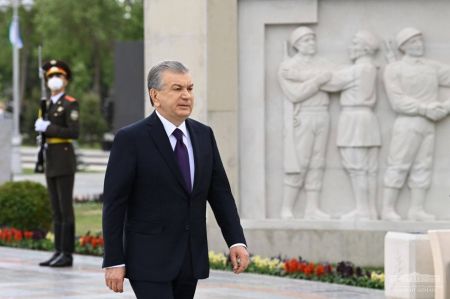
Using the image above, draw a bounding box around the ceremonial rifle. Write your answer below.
[34,46,47,173]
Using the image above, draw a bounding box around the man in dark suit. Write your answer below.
[35,60,79,267]
[102,61,249,298]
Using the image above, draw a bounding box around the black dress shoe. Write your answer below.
[39,252,61,267]
[49,253,73,267]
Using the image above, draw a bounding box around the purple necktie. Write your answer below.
[173,128,192,192]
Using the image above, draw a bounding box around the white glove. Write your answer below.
[34,118,50,132]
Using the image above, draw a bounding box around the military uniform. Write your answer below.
[45,93,79,256]
[36,60,79,267]
[45,94,79,176]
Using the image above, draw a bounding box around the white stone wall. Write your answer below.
[144,0,450,265]
[239,0,450,220]
[144,0,240,208]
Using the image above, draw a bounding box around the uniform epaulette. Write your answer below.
[64,95,77,102]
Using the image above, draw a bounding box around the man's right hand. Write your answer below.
[34,118,50,132]
[105,266,126,293]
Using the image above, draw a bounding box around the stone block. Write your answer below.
[428,230,450,299]
[385,232,434,299]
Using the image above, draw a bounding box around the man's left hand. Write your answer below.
[229,246,249,274]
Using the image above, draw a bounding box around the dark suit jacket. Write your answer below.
[102,111,246,281]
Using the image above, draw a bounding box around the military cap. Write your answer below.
[289,26,315,48]
[42,60,72,80]
[396,27,422,49]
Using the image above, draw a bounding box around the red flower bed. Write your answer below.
[1,227,104,256]
[79,233,103,248]
[0,227,34,242]
[76,232,104,255]
[284,258,332,277]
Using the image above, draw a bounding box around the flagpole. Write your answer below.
[11,0,22,174]
[1,0,34,175]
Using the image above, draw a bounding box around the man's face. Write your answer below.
[294,34,316,56]
[348,37,366,60]
[400,35,424,57]
[151,71,194,125]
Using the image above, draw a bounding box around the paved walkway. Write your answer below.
[0,247,385,299]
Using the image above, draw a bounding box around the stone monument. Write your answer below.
[146,0,450,266]
[381,27,450,222]
[321,30,382,221]
[278,26,333,220]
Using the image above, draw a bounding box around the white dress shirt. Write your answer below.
[51,91,64,104]
[156,110,195,189]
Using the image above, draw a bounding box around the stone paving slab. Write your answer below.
[0,247,385,299]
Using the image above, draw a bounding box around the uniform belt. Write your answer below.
[46,138,72,144]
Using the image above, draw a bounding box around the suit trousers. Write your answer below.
[130,242,198,299]
[46,174,75,253]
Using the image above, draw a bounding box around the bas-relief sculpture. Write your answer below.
[278,27,333,220]
[279,26,450,222]
[321,30,382,221]
[381,27,450,221]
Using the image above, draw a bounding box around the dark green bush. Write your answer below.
[0,181,51,231]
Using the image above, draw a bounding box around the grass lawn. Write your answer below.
[74,202,102,236]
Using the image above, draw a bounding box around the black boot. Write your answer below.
[39,252,61,267]
[49,253,73,267]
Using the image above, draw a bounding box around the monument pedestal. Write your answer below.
[208,219,450,267]
[428,230,450,299]
[385,232,435,299]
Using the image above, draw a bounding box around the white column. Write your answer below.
[144,0,208,123]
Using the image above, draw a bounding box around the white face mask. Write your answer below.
[47,77,64,91]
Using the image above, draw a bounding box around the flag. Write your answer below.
[9,15,23,49]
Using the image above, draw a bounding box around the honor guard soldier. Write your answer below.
[35,60,79,267]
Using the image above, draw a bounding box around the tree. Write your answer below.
[33,0,142,99]
[72,92,107,145]
[0,0,143,145]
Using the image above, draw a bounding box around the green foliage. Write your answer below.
[0,181,51,231]
[74,201,102,236]
[284,272,384,289]
[0,0,144,145]
[208,251,228,270]
[0,238,53,251]
[79,92,108,145]
[21,88,41,144]
[209,254,385,290]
